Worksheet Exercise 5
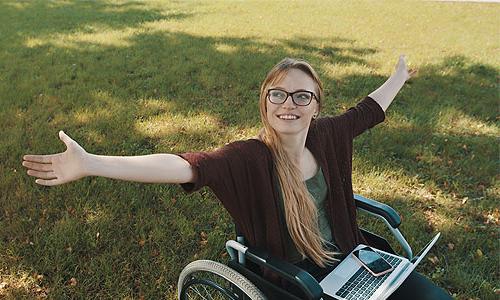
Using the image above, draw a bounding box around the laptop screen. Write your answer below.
[410,233,441,263]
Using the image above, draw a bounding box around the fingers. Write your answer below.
[26,169,57,180]
[22,161,53,172]
[23,154,56,163]
[406,68,418,81]
[23,131,70,187]
[397,54,405,66]
[35,178,61,186]
[58,130,74,146]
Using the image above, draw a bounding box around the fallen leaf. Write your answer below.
[475,249,483,259]
[138,239,146,247]
[428,255,439,264]
[483,208,500,225]
[447,243,454,250]
[68,277,77,286]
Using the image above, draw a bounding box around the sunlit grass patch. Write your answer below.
[435,106,499,137]
[70,90,126,124]
[0,269,47,298]
[83,205,109,225]
[214,43,238,54]
[322,62,373,80]
[353,166,449,208]
[25,27,136,49]
[135,111,223,140]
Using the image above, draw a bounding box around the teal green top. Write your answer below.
[277,167,336,263]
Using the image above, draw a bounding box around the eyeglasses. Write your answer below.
[267,88,317,106]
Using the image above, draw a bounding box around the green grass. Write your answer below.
[0,0,498,298]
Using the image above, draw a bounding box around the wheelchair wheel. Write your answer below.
[178,260,266,300]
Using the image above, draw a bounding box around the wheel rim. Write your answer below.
[178,260,264,300]
[181,277,239,300]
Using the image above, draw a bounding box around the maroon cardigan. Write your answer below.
[179,96,385,268]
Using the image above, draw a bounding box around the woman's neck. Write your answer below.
[278,132,308,164]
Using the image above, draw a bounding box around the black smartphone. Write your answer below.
[351,246,394,276]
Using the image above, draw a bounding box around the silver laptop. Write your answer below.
[320,232,441,300]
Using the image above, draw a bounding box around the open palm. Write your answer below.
[396,54,417,81]
[22,131,89,186]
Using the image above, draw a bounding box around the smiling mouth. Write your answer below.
[277,114,300,120]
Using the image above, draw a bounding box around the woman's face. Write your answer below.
[266,68,319,137]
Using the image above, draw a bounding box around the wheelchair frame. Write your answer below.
[178,194,413,300]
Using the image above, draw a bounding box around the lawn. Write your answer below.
[0,0,498,299]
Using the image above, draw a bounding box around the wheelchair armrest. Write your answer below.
[354,194,414,259]
[354,194,401,228]
[245,247,323,300]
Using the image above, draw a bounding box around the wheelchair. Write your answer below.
[177,194,414,300]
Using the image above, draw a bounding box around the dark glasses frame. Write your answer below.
[266,88,318,106]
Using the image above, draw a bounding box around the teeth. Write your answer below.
[278,115,298,120]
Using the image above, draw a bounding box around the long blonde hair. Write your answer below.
[258,58,341,267]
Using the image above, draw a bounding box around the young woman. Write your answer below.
[22,56,451,299]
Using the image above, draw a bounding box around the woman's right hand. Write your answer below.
[22,131,89,186]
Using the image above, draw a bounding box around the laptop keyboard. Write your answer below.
[335,251,403,300]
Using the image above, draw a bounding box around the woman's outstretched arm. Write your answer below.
[22,131,196,186]
[369,55,417,112]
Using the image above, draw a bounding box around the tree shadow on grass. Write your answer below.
[0,6,498,297]
[2,31,379,158]
[0,0,189,39]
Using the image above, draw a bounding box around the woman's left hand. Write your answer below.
[395,55,417,82]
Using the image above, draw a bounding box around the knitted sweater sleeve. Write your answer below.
[176,140,270,223]
[326,96,386,138]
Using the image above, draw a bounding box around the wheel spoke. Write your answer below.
[201,284,215,300]
[190,285,206,299]
[187,283,231,300]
